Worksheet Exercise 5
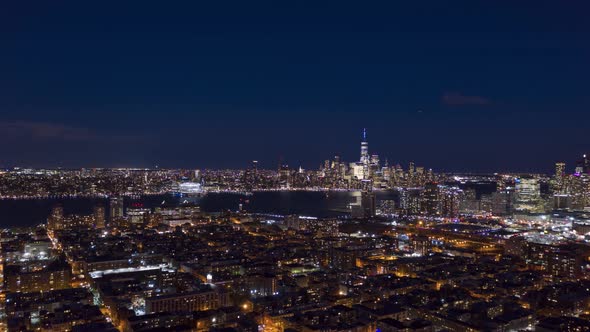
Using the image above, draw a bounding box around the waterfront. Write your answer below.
[0,190,399,228]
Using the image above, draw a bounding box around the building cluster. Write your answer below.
[0,188,589,331]
[0,168,190,198]
[0,130,442,198]
[277,129,438,191]
[0,228,115,331]
[381,155,590,223]
[1,132,590,331]
[550,155,590,212]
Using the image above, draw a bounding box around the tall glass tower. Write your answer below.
[360,128,369,164]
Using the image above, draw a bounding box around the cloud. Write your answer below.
[442,92,491,106]
[0,121,97,140]
[0,121,143,142]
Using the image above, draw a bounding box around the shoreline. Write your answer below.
[0,188,398,200]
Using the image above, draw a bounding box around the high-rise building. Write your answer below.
[279,164,291,188]
[514,177,543,213]
[440,187,462,218]
[357,128,371,180]
[47,205,64,231]
[408,162,415,185]
[570,173,590,210]
[415,166,425,186]
[575,154,589,174]
[370,154,379,166]
[109,196,124,223]
[332,155,340,169]
[93,205,106,229]
[555,162,566,193]
[360,128,369,165]
[421,182,440,216]
[399,188,421,214]
[360,192,376,218]
[350,180,375,218]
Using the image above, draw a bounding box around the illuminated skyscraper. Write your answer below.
[415,166,425,186]
[441,187,461,218]
[351,179,376,218]
[514,177,543,213]
[109,196,124,222]
[333,155,340,169]
[360,128,369,165]
[279,164,291,188]
[408,162,415,186]
[555,162,566,193]
[351,129,370,180]
[422,182,441,216]
[491,189,513,216]
[575,154,589,174]
[93,205,106,229]
[47,204,64,231]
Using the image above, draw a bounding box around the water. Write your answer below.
[0,191,398,228]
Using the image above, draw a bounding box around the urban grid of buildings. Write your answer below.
[1,130,590,331]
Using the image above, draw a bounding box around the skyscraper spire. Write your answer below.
[360,128,369,165]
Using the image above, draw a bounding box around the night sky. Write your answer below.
[1,1,589,172]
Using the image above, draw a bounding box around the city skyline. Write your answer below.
[0,126,587,175]
[3,3,590,331]
[1,2,589,171]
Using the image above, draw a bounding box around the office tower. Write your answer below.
[332,155,341,171]
[351,162,365,180]
[360,180,376,218]
[514,177,543,213]
[47,205,64,231]
[360,128,369,165]
[408,162,415,185]
[441,187,461,218]
[370,154,379,166]
[570,173,590,210]
[350,180,375,218]
[555,162,566,193]
[421,182,440,216]
[415,166,425,186]
[459,189,481,214]
[109,196,124,222]
[575,154,589,174]
[339,163,347,179]
[394,165,404,186]
[361,192,376,218]
[279,164,291,188]
[382,165,391,183]
[93,205,106,229]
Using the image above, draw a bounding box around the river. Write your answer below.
[0,190,399,228]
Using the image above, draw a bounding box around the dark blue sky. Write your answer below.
[0,1,589,172]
